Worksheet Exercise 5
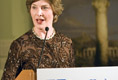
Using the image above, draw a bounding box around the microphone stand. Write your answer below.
[38,27,49,67]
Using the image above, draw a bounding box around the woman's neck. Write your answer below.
[33,27,55,40]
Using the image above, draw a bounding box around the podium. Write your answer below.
[15,67,118,80]
[15,70,36,80]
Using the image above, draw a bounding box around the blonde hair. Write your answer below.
[26,0,64,23]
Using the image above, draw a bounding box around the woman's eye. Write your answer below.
[42,6,49,10]
[31,6,37,9]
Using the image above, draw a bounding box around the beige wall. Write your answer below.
[0,0,32,78]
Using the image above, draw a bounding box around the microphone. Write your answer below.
[45,27,49,32]
[38,27,49,67]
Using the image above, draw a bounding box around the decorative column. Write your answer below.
[92,0,110,66]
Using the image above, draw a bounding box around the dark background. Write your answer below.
[55,0,118,40]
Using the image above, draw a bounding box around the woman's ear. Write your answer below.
[53,15,58,23]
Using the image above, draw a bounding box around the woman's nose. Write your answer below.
[37,8,43,16]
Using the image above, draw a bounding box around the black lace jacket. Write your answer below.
[1,29,75,80]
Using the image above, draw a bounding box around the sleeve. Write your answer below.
[62,36,75,67]
[68,39,75,67]
[1,40,22,80]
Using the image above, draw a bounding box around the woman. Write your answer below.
[1,0,75,79]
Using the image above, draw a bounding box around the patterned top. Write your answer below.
[1,29,75,80]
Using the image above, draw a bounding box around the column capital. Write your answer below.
[92,0,110,13]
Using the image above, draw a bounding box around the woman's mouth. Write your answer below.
[36,19,45,24]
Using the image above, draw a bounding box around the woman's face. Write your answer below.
[30,0,54,31]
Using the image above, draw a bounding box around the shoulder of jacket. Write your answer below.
[56,31,72,44]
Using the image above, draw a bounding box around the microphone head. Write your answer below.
[45,27,49,31]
